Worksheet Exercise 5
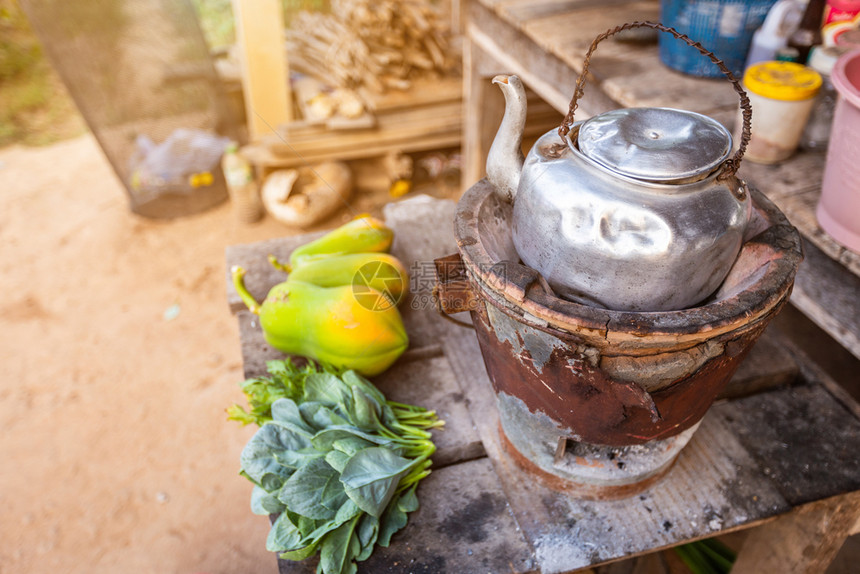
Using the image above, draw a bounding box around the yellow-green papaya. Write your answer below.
[288,215,393,270]
[268,252,409,307]
[232,266,408,376]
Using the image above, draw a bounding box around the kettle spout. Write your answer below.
[486,74,526,202]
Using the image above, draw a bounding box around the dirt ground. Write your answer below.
[0,133,436,574]
[2,134,859,574]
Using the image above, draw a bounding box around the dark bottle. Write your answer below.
[788,0,827,64]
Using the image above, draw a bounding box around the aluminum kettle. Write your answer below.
[486,22,754,312]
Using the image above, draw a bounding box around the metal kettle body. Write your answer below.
[486,73,753,312]
[511,127,751,311]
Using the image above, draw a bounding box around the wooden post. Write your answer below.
[231,0,292,141]
[461,38,505,190]
[732,492,860,574]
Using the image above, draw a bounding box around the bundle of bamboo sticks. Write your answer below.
[286,0,454,116]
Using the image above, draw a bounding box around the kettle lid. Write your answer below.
[577,108,732,183]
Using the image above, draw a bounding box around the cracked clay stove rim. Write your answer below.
[454,179,803,347]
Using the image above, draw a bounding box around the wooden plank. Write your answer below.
[739,153,826,201]
[240,95,466,171]
[244,134,464,172]
[381,196,459,288]
[517,3,740,117]
[499,0,633,23]
[479,0,741,117]
[742,157,860,281]
[790,237,860,361]
[441,326,793,573]
[467,2,618,117]
[271,101,464,149]
[732,492,860,574]
[231,0,291,140]
[235,76,468,172]
[368,75,463,113]
[779,188,860,278]
[720,384,860,507]
[274,76,462,141]
[777,329,860,422]
[717,327,799,400]
[360,458,537,573]
[517,1,660,57]
[374,355,486,468]
[273,459,536,574]
[736,153,860,363]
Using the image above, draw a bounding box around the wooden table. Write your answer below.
[463,0,860,362]
[226,195,860,573]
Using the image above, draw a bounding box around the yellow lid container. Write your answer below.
[743,61,823,101]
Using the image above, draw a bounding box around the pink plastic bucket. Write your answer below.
[818,49,860,252]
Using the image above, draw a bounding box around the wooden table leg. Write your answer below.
[462,38,506,191]
[231,0,292,141]
[732,492,860,573]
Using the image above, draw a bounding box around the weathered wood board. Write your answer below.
[722,384,860,507]
[359,458,538,574]
[273,459,537,574]
[229,195,860,573]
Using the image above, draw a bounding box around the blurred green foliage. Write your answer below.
[0,0,84,146]
[0,0,41,81]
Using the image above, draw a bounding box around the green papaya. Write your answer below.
[288,215,394,270]
[232,266,408,376]
[268,252,409,307]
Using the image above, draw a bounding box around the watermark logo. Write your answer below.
[352,258,509,312]
[352,259,405,311]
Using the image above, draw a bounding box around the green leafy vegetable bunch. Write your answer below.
[236,360,442,574]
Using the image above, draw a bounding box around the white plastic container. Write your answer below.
[736,61,822,163]
[222,143,263,223]
[745,0,807,69]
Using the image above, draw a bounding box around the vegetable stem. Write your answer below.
[268,254,292,273]
[231,266,261,315]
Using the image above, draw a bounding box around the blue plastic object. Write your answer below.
[660,0,779,78]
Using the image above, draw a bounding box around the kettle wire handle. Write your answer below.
[558,21,752,180]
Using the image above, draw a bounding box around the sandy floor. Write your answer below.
[0,133,380,574]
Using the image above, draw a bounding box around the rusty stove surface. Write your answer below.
[436,179,803,455]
